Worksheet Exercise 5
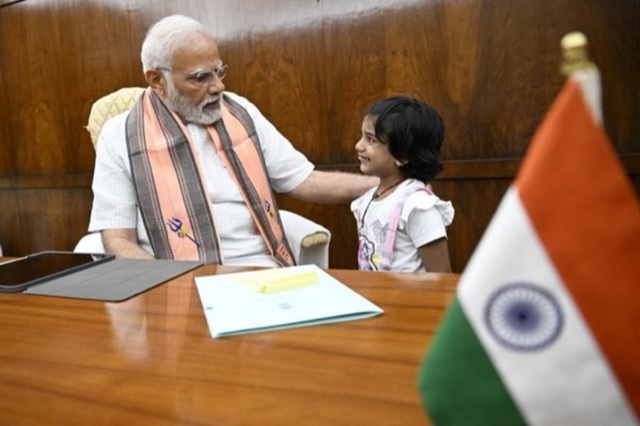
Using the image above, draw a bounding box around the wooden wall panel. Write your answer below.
[1,0,638,272]
[0,0,138,255]
[212,0,640,270]
[0,1,139,176]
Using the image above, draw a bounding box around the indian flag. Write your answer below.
[418,70,640,425]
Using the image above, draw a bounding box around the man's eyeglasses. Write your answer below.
[158,63,228,86]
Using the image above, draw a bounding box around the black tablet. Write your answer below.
[0,251,115,293]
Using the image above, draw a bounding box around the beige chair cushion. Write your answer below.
[86,87,145,150]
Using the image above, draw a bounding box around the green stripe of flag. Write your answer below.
[418,297,526,426]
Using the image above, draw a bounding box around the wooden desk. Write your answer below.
[0,262,457,425]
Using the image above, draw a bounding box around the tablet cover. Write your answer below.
[25,259,202,302]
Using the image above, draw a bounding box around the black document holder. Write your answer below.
[24,259,202,302]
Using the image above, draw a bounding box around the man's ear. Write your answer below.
[395,158,408,167]
[144,69,166,96]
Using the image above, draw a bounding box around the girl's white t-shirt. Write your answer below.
[351,179,455,272]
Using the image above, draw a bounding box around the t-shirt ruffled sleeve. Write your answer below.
[400,191,455,226]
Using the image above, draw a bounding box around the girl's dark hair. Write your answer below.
[366,96,444,182]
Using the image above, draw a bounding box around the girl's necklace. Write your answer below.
[373,179,405,199]
[360,179,406,228]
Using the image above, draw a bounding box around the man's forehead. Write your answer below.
[172,36,220,69]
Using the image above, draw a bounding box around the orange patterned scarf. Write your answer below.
[125,88,294,265]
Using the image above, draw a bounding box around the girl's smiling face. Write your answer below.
[355,115,404,182]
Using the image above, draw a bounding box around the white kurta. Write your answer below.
[89,91,314,266]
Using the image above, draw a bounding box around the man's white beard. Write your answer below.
[165,78,221,125]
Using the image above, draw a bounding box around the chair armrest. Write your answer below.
[280,210,331,268]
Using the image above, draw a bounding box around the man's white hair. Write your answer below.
[141,15,211,72]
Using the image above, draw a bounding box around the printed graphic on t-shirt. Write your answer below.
[358,219,388,271]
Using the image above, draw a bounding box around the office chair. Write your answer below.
[76,87,331,267]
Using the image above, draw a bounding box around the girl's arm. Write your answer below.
[418,237,452,273]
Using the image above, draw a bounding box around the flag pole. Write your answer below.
[560,31,603,124]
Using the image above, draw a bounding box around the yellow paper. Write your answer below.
[234,269,318,294]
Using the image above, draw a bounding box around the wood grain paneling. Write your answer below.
[0,1,139,176]
[1,0,638,272]
[0,0,138,255]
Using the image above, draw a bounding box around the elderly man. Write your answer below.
[89,14,375,266]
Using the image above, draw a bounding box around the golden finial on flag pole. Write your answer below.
[560,31,602,123]
[560,32,597,77]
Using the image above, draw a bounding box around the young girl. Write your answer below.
[351,96,454,273]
